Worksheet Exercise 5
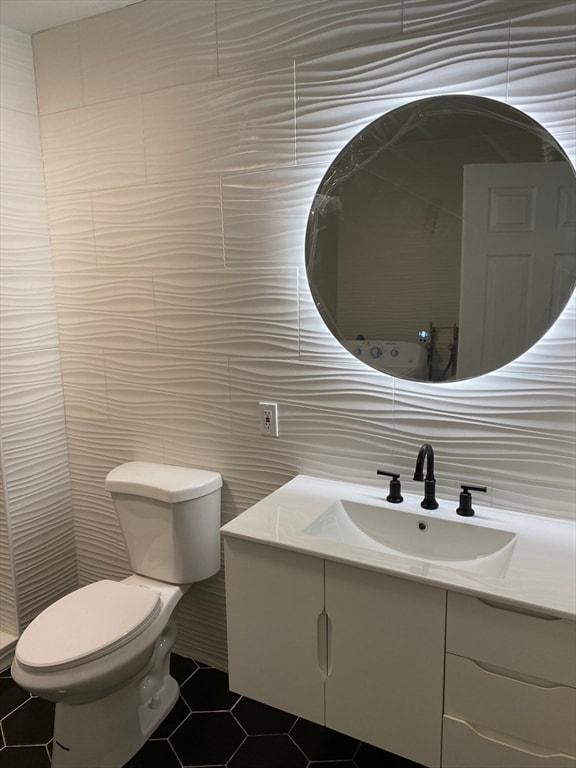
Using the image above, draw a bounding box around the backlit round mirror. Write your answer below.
[306,95,576,382]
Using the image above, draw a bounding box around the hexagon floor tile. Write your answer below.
[0,656,425,767]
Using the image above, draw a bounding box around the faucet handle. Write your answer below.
[456,484,487,517]
[377,470,404,504]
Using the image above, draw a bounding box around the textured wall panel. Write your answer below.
[59,349,108,421]
[45,193,97,273]
[229,358,394,455]
[153,269,299,357]
[142,67,296,181]
[0,464,18,637]
[0,349,67,427]
[507,3,576,135]
[40,97,146,194]
[2,418,76,626]
[0,274,60,351]
[0,108,46,196]
[31,23,84,115]
[0,24,38,114]
[79,0,217,104]
[0,25,76,636]
[402,0,556,30]
[295,21,510,165]
[103,352,232,436]
[0,192,52,273]
[221,165,324,268]
[92,181,224,270]
[53,272,157,350]
[216,0,402,75]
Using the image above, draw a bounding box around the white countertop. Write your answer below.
[220,474,576,620]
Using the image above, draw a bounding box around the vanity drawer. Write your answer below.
[442,716,576,768]
[444,653,576,756]
[446,591,576,686]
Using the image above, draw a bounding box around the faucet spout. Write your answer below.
[413,443,438,510]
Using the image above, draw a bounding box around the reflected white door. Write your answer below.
[458,162,575,379]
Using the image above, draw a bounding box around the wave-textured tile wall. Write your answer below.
[0,462,18,639]
[30,0,576,670]
[0,25,77,633]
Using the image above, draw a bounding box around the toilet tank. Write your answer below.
[105,462,222,584]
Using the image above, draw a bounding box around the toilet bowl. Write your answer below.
[11,462,222,768]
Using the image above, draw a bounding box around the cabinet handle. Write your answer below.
[455,717,574,759]
[477,598,562,621]
[317,610,332,679]
[470,658,564,689]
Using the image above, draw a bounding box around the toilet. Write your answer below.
[11,461,222,768]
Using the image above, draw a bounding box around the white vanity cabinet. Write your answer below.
[224,538,446,768]
[221,474,576,768]
[443,592,576,767]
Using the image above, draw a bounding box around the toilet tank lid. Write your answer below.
[105,462,222,502]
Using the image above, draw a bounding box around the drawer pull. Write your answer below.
[458,717,575,759]
[471,658,566,689]
[477,598,562,621]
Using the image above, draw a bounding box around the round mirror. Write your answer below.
[306,95,576,382]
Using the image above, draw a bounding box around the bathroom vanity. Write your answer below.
[220,475,576,768]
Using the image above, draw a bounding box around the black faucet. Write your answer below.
[413,443,438,510]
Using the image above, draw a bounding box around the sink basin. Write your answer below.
[304,499,517,562]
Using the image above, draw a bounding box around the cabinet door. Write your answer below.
[325,562,445,768]
[224,538,325,724]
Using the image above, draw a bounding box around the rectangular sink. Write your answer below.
[304,499,517,564]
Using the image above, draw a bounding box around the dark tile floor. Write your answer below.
[0,655,424,768]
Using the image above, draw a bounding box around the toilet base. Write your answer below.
[52,621,178,768]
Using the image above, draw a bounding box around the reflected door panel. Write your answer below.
[459,162,575,379]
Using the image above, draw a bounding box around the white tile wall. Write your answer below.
[53,271,158,350]
[221,165,324,269]
[142,66,296,180]
[215,0,403,75]
[3,0,571,669]
[0,463,18,640]
[46,193,97,272]
[0,25,77,635]
[79,0,217,105]
[40,96,146,194]
[0,108,46,197]
[32,23,83,115]
[92,181,224,270]
[507,2,576,135]
[153,269,299,357]
[0,25,38,114]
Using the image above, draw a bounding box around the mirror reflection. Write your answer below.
[306,95,576,382]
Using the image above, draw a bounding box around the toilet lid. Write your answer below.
[16,580,161,670]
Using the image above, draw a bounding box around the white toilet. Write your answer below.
[11,461,222,768]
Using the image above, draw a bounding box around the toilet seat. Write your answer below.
[16,580,161,671]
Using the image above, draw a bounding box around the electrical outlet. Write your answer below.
[259,402,279,437]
